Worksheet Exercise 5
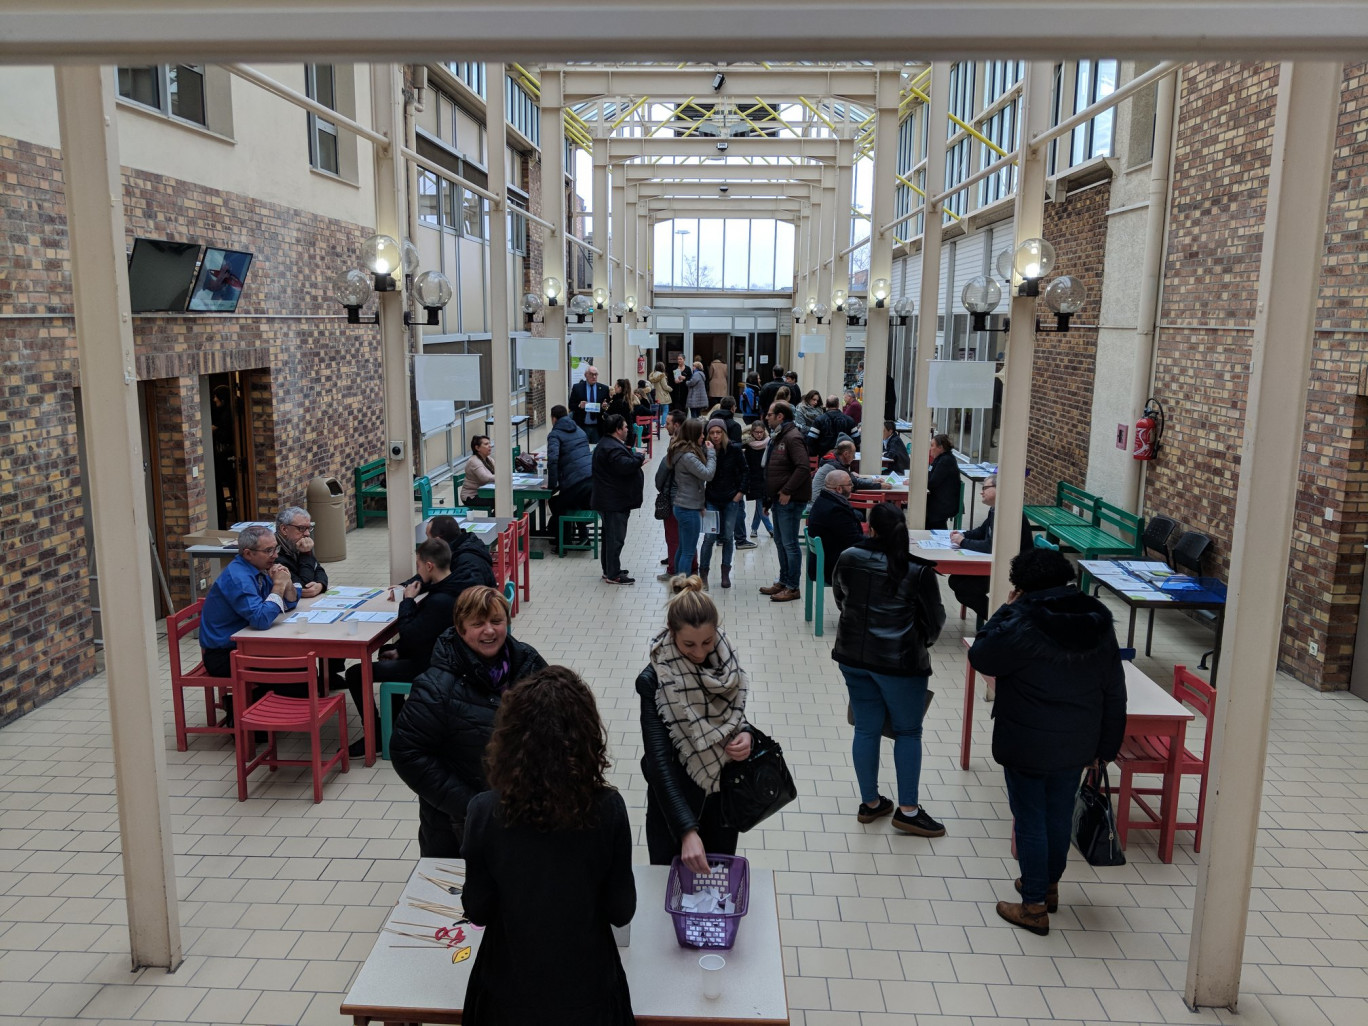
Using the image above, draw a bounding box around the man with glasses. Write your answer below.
[570,363,610,443]
[949,475,1034,629]
[199,524,298,679]
[275,505,328,598]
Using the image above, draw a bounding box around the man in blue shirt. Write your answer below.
[199,524,298,678]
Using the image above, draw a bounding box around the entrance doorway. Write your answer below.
[204,370,262,530]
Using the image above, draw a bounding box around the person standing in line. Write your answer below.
[666,418,717,578]
[740,372,761,424]
[655,409,687,581]
[671,354,690,412]
[757,364,786,418]
[637,577,753,873]
[590,413,647,586]
[698,418,747,590]
[460,665,636,1026]
[843,388,863,427]
[742,419,774,539]
[545,404,593,544]
[926,432,960,530]
[968,549,1126,936]
[708,356,730,403]
[831,502,947,837]
[759,401,810,603]
[649,361,673,428]
[685,360,709,418]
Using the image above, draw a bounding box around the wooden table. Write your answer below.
[341,859,789,1026]
[231,588,399,766]
[909,529,993,576]
[959,641,1195,862]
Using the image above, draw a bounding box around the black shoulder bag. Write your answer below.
[1072,765,1126,867]
[654,464,674,520]
[718,726,798,832]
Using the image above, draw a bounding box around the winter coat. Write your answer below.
[546,415,592,492]
[824,408,856,445]
[763,421,812,504]
[686,368,709,409]
[805,489,866,585]
[831,540,945,678]
[843,399,863,425]
[667,445,717,511]
[606,392,634,421]
[757,378,785,418]
[449,533,498,594]
[704,441,748,507]
[740,385,759,419]
[390,632,548,852]
[926,449,961,526]
[713,408,744,444]
[957,507,1034,557]
[882,433,911,475]
[811,456,883,497]
[590,435,646,513]
[708,360,730,398]
[968,584,1128,772]
[394,568,472,669]
[648,370,673,404]
[743,437,768,501]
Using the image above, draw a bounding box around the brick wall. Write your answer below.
[1024,180,1111,505]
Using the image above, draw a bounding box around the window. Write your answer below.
[462,189,486,240]
[508,195,528,255]
[418,170,440,226]
[944,62,977,219]
[117,64,207,126]
[305,64,340,174]
[979,61,1022,206]
[447,62,486,97]
[1070,59,1119,165]
[506,75,540,145]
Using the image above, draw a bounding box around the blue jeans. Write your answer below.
[839,665,928,808]
[700,499,740,571]
[1003,766,1084,905]
[654,402,667,428]
[770,499,804,589]
[750,500,773,535]
[673,506,703,575]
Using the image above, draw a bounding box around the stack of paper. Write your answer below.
[324,586,383,599]
[287,610,345,625]
[310,598,367,610]
[344,611,397,623]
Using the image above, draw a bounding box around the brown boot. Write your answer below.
[720,566,731,589]
[1014,878,1059,913]
[996,900,1049,936]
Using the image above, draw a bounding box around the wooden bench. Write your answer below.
[355,459,433,527]
[1049,498,1145,588]
[1024,481,1097,534]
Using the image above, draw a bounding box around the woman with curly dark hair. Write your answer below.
[460,666,636,1026]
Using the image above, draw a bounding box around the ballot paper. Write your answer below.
[324,586,383,599]
[344,611,398,623]
[461,521,498,534]
[287,610,345,624]
[679,887,736,915]
[309,598,367,610]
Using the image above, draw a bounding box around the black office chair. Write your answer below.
[1171,531,1217,667]
[1142,515,1180,567]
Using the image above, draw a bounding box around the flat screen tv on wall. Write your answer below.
[187,247,254,313]
[126,238,202,312]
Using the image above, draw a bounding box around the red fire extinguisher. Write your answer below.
[1133,398,1164,461]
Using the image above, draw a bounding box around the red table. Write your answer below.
[959,640,1195,863]
[232,589,400,766]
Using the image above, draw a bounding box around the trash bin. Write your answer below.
[308,476,347,562]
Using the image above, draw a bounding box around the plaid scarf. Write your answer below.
[650,628,748,794]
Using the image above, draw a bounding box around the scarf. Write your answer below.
[650,628,748,794]
[275,530,298,561]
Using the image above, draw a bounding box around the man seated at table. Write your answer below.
[812,439,891,498]
[400,515,496,596]
[926,432,959,530]
[198,524,298,681]
[948,475,1034,628]
[274,506,327,598]
[881,420,911,474]
[345,538,461,757]
[806,471,867,586]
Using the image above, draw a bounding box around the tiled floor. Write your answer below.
[2,432,1366,1025]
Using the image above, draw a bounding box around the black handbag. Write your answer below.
[1072,765,1126,867]
[846,688,934,740]
[718,726,798,832]
[654,467,674,520]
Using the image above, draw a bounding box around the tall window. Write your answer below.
[117,65,206,126]
[979,61,1022,206]
[305,64,340,174]
[447,62,486,97]
[944,62,976,219]
[1071,59,1118,165]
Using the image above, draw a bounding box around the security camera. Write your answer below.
[719,185,729,193]
[388,439,406,461]
[716,140,728,152]
[712,72,725,91]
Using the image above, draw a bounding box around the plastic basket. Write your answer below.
[664,854,750,950]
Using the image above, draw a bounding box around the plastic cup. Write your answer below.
[346,619,359,636]
[699,953,725,1000]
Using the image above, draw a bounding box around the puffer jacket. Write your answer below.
[450,533,497,593]
[686,368,709,409]
[968,585,1127,772]
[667,445,716,511]
[390,632,548,851]
[743,436,768,501]
[545,415,592,491]
[830,540,945,677]
[704,441,748,507]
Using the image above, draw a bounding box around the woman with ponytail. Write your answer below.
[830,502,947,837]
[636,576,752,872]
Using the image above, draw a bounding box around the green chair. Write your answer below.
[557,510,600,557]
[424,505,469,518]
[803,532,826,637]
[953,479,966,530]
[503,579,517,605]
[378,680,414,761]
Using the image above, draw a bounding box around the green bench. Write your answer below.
[354,459,433,527]
[1048,499,1145,589]
[1025,481,1097,534]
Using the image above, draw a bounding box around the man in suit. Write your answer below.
[570,363,610,442]
[949,475,1034,627]
[881,420,911,474]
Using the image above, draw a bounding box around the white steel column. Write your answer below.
[830,142,856,400]
[54,64,181,971]
[538,72,568,421]
[592,135,611,378]
[372,65,416,582]
[486,64,514,518]
[988,62,1052,611]
[908,63,950,529]
[812,167,835,399]
[611,170,628,380]
[793,205,812,359]
[859,67,900,474]
[1185,59,1344,1012]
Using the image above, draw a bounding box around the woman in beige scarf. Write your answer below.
[635,577,753,872]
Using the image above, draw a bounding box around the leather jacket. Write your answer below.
[830,541,945,677]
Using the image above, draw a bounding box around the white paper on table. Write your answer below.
[461,521,497,534]
[324,586,382,599]
[1123,591,1173,602]
[309,598,366,610]
[288,610,344,624]
[230,521,276,532]
[344,611,398,623]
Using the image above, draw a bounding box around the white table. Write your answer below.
[909,529,993,576]
[341,859,789,1025]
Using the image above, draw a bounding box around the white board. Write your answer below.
[418,400,456,433]
[798,332,827,354]
[517,336,560,371]
[414,353,482,401]
[572,332,607,359]
[627,329,656,348]
[926,359,996,409]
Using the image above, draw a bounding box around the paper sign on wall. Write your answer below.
[418,401,456,433]
[571,332,607,359]
[926,359,995,409]
[627,329,656,348]
[414,353,482,401]
[517,336,560,371]
[798,333,827,355]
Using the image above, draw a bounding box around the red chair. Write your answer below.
[511,513,532,613]
[167,599,232,751]
[635,416,656,458]
[1112,665,1216,852]
[231,651,348,803]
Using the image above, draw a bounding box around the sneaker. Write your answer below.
[995,900,1050,936]
[614,574,636,585]
[770,587,801,602]
[891,807,946,837]
[735,540,758,550]
[660,558,670,566]
[759,583,785,595]
[1014,878,1060,913]
[750,530,759,538]
[857,796,894,823]
[656,571,674,582]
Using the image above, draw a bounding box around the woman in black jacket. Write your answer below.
[390,585,548,856]
[461,666,635,1026]
[831,502,946,837]
[968,548,1126,936]
[637,578,753,873]
[743,420,773,538]
[697,419,748,590]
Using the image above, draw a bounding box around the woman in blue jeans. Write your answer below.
[830,503,946,837]
[666,418,716,577]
